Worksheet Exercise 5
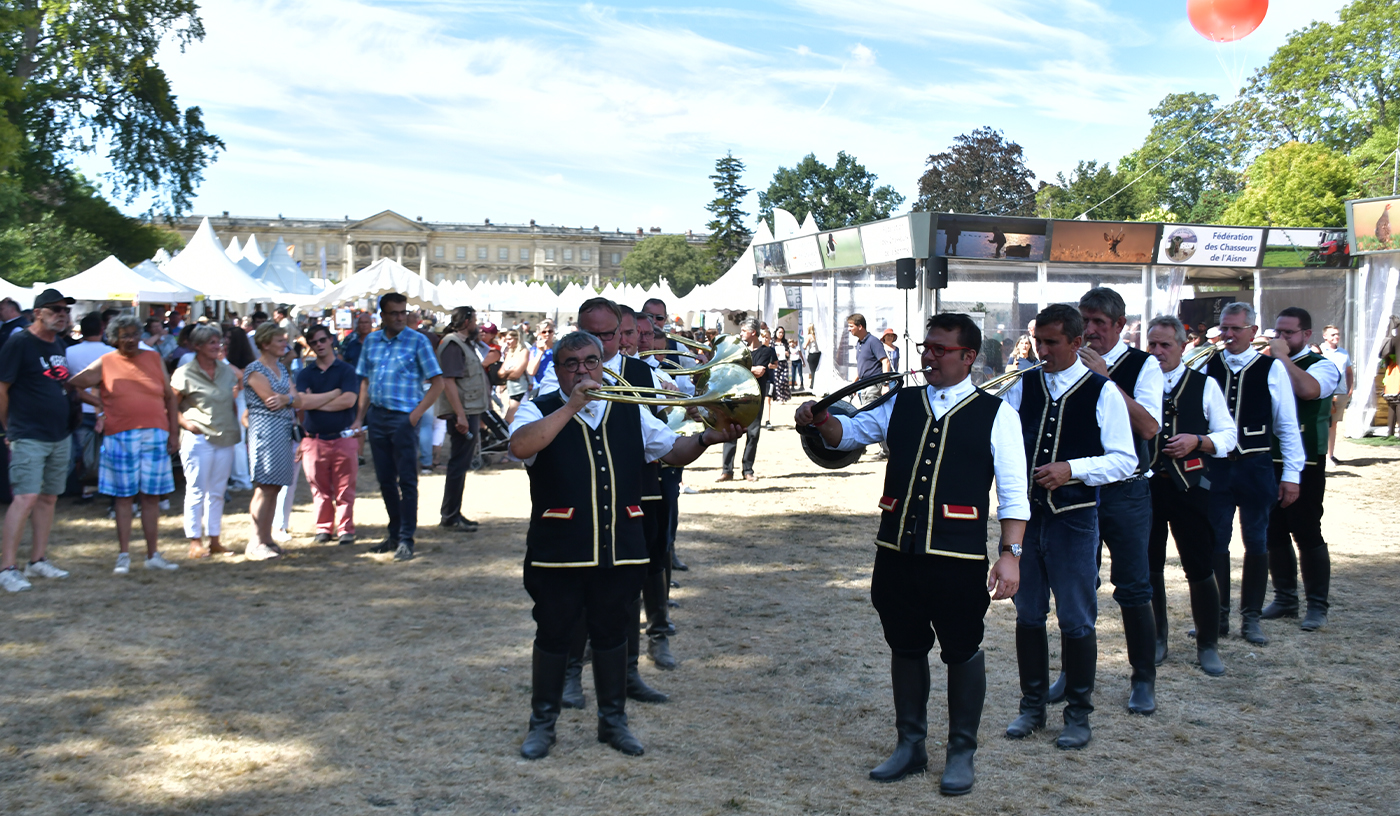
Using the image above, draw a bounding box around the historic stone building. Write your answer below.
[171,210,707,288]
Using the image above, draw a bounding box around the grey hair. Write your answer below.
[555,330,604,360]
[104,314,143,345]
[740,318,760,333]
[1147,315,1186,346]
[1079,287,1126,323]
[1220,301,1255,325]
[189,324,223,347]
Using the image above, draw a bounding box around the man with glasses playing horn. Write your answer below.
[795,313,1028,795]
[508,330,741,760]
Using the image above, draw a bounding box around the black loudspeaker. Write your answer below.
[895,257,917,290]
[926,256,948,289]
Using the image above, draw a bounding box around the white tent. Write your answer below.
[52,255,197,303]
[132,259,196,291]
[253,237,320,296]
[164,217,280,303]
[0,277,34,309]
[224,236,243,261]
[305,257,442,312]
[242,234,268,266]
[151,248,173,268]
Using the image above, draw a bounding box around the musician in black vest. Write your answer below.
[796,313,1027,795]
[1144,316,1237,677]
[508,329,741,760]
[1000,304,1137,750]
[1042,288,1163,714]
[1261,307,1338,631]
[1203,302,1304,645]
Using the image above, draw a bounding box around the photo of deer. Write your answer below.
[1048,220,1157,264]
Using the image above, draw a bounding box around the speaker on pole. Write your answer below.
[895,257,917,290]
[926,256,948,289]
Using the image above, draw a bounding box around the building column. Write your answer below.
[371,242,380,263]
[344,237,354,278]
[395,242,405,265]
[419,243,428,277]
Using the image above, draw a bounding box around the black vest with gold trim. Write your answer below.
[621,355,664,501]
[525,391,648,568]
[1107,346,1153,476]
[1019,368,1107,514]
[876,385,1000,559]
[1205,353,1275,454]
[1150,367,1210,492]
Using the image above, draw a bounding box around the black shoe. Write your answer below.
[368,538,397,554]
[314,533,333,544]
[1056,632,1095,750]
[870,654,929,782]
[338,534,356,546]
[393,543,415,562]
[594,643,644,756]
[1123,603,1157,716]
[940,651,984,796]
[520,646,567,759]
[671,551,689,571]
[1298,544,1330,631]
[438,516,478,532]
[647,635,677,670]
[1005,625,1048,739]
[1188,577,1226,677]
[1240,552,1270,645]
[1262,541,1300,619]
[1150,571,1169,666]
[626,597,669,703]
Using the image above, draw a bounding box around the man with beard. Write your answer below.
[435,306,491,532]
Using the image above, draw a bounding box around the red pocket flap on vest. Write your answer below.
[878,496,899,513]
[1183,458,1204,472]
[626,505,644,519]
[541,508,574,520]
[941,504,979,520]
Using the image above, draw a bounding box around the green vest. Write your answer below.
[1272,351,1332,466]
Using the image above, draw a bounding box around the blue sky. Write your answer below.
[108,0,1350,232]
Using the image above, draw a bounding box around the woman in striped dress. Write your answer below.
[244,322,303,560]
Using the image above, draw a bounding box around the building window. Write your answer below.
[498,247,509,261]
[611,252,621,265]
[434,245,444,259]
[546,248,556,262]
[456,246,467,260]
[434,271,445,284]
[303,241,316,257]
[476,246,488,260]
[520,248,530,262]
[498,274,508,284]
[581,249,591,262]
[563,249,574,262]
[456,272,466,282]
[327,243,339,257]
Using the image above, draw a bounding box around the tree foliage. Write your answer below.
[1219,142,1359,228]
[619,235,715,297]
[914,127,1036,216]
[0,211,106,285]
[758,151,903,230]
[1034,161,1139,221]
[704,152,752,274]
[1118,92,1244,221]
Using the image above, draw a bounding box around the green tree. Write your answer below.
[619,235,714,297]
[1034,160,1140,221]
[758,151,903,229]
[0,211,106,285]
[1119,92,1244,220]
[704,152,752,274]
[1219,142,1359,227]
[1348,112,1400,198]
[914,127,1036,215]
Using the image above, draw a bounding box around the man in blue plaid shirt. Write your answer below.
[351,292,445,561]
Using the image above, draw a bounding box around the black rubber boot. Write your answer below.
[940,651,984,796]
[671,547,689,571]
[1047,669,1066,705]
[626,597,669,703]
[1298,543,1330,632]
[1239,552,1270,645]
[869,654,929,782]
[1055,632,1096,750]
[1005,625,1048,739]
[1150,571,1169,666]
[593,643,644,756]
[1188,577,1226,676]
[1122,603,1157,715]
[1192,552,1232,638]
[1261,542,1300,619]
[643,571,678,669]
[562,618,588,709]
[520,646,567,759]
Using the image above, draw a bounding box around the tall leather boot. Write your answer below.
[626,597,669,703]
[643,571,678,670]
[1004,625,1048,739]
[1298,543,1330,631]
[940,651,985,796]
[562,618,588,709]
[1056,631,1096,750]
[869,654,929,782]
[1239,552,1270,645]
[520,646,567,759]
[1122,604,1157,715]
[1261,542,1300,619]
[1192,552,1232,638]
[593,642,644,756]
[1188,577,1226,676]
[1150,571,1169,665]
[1047,668,1067,705]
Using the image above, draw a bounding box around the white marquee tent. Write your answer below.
[305,257,443,312]
[165,217,280,304]
[51,255,197,303]
[253,237,320,297]
[0,276,34,309]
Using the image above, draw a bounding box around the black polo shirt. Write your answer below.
[297,358,358,436]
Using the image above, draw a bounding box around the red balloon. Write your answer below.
[1186,0,1268,42]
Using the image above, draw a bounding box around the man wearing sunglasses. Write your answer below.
[296,324,361,546]
[795,313,1028,795]
[508,329,742,760]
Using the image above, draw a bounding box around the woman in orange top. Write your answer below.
[70,315,182,574]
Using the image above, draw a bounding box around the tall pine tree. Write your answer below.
[704,152,753,274]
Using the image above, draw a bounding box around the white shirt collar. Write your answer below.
[1102,339,1130,366]
[1162,362,1185,389]
[1290,348,1310,362]
[927,374,974,403]
[1223,346,1259,367]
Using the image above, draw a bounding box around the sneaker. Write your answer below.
[0,568,32,592]
[420,467,433,475]
[393,543,415,562]
[158,499,171,511]
[314,533,333,544]
[145,552,179,571]
[113,553,131,574]
[272,528,292,543]
[24,559,69,579]
[244,542,281,561]
[681,485,699,494]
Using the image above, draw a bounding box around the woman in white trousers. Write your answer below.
[170,325,242,559]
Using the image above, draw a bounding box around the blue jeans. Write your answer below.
[417,414,435,468]
[1096,477,1154,607]
[1208,454,1276,555]
[368,406,421,545]
[1014,505,1100,639]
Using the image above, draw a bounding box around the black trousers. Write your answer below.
[870,547,990,665]
[439,413,482,523]
[523,562,645,653]
[1267,462,1326,553]
[661,466,683,552]
[721,415,762,476]
[641,496,670,575]
[1149,475,1217,582]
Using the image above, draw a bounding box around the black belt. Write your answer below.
[306,431,350,441]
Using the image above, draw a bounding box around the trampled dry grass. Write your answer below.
[3,403,1398,815]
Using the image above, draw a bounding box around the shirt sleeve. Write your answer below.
[833,398,894,450]
[534,360,559,397]
[1201,376,1238,458]
[355,338,371,379]
[638,407,678,463]
[1268,360,1305,483]
[338,362,359,396]
[1306,356,1340,395]
[1068,383,1138,485]
[170,365,189,395]
[507,398,547,466]
[1001,377,1023,411]
[416,334,443,379]
[1132,357,1164,427]
[295,366,313,392]
[438,343,466,379]
[991,401,1030,521]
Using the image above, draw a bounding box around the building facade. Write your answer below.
[171,210,706,288]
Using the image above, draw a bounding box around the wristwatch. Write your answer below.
[999,542,1022,558]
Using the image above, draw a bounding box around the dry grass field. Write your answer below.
[3,402,1399,815]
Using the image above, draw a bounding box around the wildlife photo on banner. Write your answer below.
[819,227,865,269]
[1048,221,1159,264]
[1154,224,1266,267]
[934,214,1047,261]
[1347,195,1397,255]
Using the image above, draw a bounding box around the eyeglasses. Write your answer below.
[916,343,974,358]
[1275,328,1304,337]
[312,336,333,345]
[593,329,617,341]
[560,355,602,372]
[40,305,71,314]
[643,312,666,322]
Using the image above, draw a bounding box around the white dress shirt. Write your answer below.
[1001,358,1138,486]
[508,382,677,467]
[1103,340,1163,426]
[645,354,695,395]
[1218,347,1304,483]
[1161,364,1237,457]
[1294,348,1341,396]
[831,375,1031,521]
